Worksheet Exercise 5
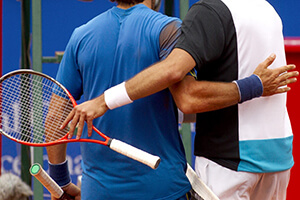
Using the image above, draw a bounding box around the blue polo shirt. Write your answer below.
[56,4,191,200]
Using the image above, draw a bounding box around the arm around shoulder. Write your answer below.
[170,76,240,114]
[125,48,196,101]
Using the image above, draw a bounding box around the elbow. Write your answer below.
[174,95,196,114]
[173,86,210,114]
[164,59,188,85]
[166,69,186,86]
[173,69,186,83]
[177,105,194,114]
[176,98,209,114]
[163,47,196,85]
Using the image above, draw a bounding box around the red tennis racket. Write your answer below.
[30,163,74,200]
[0,69,160,169]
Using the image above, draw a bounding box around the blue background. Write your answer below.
[1,0,300,199]
[3,0,300,76]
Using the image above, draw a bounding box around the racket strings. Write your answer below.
[0,73,73,144]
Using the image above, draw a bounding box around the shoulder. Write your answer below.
[156,12,181,26]
[187,0,232,22]
[135,5,181,27]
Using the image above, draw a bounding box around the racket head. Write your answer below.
[0,69,75,146]
[0,70,161,169]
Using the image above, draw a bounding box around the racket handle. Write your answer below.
[109,139,161,169]
[30,163,74,199]
[186,163,220,200]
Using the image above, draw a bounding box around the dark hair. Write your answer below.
[110,0,144,4]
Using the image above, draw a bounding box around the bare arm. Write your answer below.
[61,51,298,138]
[47,144,67,164]
[45,95,81,200]
[126,48,196,100]
[61,48,195,138]
[170,76,240,114]
[45,94,71,164]
[47,139,81,200]
[170,54,298,114]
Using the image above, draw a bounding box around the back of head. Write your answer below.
[110,0,161,11]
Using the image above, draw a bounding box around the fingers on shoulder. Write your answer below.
[263,53,276,67]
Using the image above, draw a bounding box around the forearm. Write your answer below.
[126,48,196,101]
[170,76,240,114]
[170,54,298,114]
[46,144,67,164]
[46,94,68,164]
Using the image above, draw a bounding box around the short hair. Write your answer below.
[110,0,144,4]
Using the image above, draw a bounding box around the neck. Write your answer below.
[117,3,135,9]
[142,0,152,9]
[117,0,152,9]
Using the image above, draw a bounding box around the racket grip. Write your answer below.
[109,139,161,169]
[186,163,220,200]
[30,163,70,199]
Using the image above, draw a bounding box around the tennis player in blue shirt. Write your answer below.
[47,0,192,199]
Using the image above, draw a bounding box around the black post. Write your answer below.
[20,0,32,194]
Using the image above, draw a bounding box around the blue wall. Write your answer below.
[268,0,300,36]
[3,0,115,76]
[1,0,300,198]
[3,0,300,76]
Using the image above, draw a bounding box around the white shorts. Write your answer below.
[194,156,291,200]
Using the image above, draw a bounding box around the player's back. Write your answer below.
[58,4,191,200]
[186,0,293,173]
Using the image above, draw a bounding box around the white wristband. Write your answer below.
[104,82,133,110]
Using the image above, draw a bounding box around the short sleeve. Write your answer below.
[159,20,182,60]
[175,3,225,70]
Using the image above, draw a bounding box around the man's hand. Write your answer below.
[60,94,109,139]
[51,183,81,200]
[253,54,298,96]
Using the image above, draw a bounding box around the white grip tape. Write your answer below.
[104,82,133,110]
[186,163,220,200]
[109,139,161,169]
[31,164,63,198]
